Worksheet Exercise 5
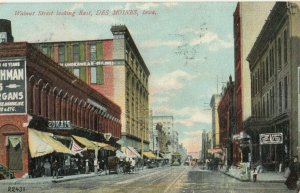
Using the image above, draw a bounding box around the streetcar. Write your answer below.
[170,152,181,166]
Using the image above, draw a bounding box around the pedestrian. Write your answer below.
[52,159,59,179]
[43,159,51,177]
[85,159,89,174]
[285,157,298,190]
[252,167,258,182]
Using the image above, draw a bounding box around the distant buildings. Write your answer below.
[151,116,178,158]
[200,130,212,161]
[34,25,150,151]
[210,94,221,148]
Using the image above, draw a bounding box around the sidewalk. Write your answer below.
[0,173,100,184]
[219,166,286,183]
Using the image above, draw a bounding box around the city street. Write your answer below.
[0,166,296,193]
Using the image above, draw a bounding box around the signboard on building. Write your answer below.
[259,133,283,145]
[0,58,27,114]
[60,60,114,67]
[48,120,72,130]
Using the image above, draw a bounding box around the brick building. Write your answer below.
[34,25,150,152]
[218,76,235,166]
[0,42,121,178]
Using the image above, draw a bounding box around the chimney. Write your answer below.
[0,19,14,43]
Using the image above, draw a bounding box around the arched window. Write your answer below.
[55,90,63,120]
[41,83,50,118]
[72,98,78,126]
[27,75,35,114]
[61,93,68,120]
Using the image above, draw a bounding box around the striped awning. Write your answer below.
[29,128,75,158]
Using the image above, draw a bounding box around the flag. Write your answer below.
[71,139,84,152]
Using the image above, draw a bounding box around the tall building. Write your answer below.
[247,2,300,169]
[34,25,150,151]
[233,2,275,164]
[210,94,221,148]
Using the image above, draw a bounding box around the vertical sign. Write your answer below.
[0,58,27,114]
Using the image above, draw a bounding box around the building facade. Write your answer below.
[210,94,221,148]
[246,2,300,169]
[0,42,121,178]
[233,2,275,164]
[34,25,150,151]
[218,76,235,166]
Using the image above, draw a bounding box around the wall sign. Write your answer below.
[48,120,72,129]
[0,58,27,114]
[259,133,283,145]
[60,60,114,67]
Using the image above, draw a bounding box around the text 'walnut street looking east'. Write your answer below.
[14,9,158,17]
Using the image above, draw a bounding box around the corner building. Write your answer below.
[34,25,150,151]
[0,42,121,178]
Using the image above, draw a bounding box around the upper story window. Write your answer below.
[90,43,96,61]
[91,67,97,83]
[73,44,80,62]
[73,68,80,78]
[125,49,129,62]
[284,30,288,64]
[42,46,48,55]
[278,37,282,70]
[58,45,65,63]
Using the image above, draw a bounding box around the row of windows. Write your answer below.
[41,42,98,64]
[251,29,288,96]
[125,46,148,86]
[27,77,121,138]
[252,76,288,118]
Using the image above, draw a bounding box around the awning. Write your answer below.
[143,151,157,159]
[29,128,75,158]
[93,142,116,151]
[121,146,141,158]
[72,135,97,150]
[208,148,223,153]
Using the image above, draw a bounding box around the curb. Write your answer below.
[52,174,97,183]
[219,170,285,183]
[220,171,250,182]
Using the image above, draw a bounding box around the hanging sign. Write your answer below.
[0,58,27,114]
[259,133,283,144]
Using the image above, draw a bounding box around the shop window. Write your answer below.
[7,136,23,170]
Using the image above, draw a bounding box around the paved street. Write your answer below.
[0,166,296,193]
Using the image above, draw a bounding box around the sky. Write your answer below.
[0,2,237,154]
